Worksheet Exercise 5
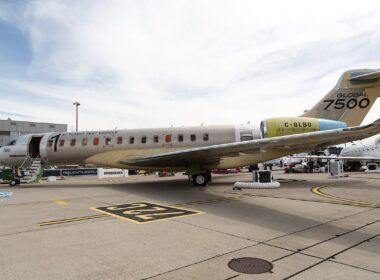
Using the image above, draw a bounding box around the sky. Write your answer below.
[0,0,380,136]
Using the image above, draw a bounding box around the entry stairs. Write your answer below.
[20,157,43,184]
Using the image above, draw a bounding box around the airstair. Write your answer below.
[20,156,43,184]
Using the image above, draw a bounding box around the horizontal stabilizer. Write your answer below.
[349,70,380,81]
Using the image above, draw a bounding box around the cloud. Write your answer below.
[0,110,31,119]
[0,0,379,131]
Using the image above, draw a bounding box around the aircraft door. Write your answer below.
[28,136,43,158]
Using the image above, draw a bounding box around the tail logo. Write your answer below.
[324,91,370,110]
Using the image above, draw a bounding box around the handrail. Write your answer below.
[19,155,31,169]
[20,154,41,169]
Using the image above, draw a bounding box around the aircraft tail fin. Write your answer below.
[301,69,380,126]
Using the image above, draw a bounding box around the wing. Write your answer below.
[289,155,379,161]
[120,119,380,168]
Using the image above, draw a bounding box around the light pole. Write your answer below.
[73,102,80,131]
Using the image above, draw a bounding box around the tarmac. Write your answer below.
[0,170,379,279]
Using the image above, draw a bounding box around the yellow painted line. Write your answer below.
[38,214,108,226]
[176,190,379,209]
[52,200,68,205]
[311,186,380,208]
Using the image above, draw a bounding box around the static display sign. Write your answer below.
[97,168,128,179]
[43,168,98,177]
[62,169,98,176]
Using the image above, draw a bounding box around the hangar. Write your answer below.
[0,118,67,147]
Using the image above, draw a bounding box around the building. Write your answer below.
[0,118,67,147]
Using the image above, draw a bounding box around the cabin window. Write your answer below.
[153,135,159,143]
[70,139,76,147]
[105,137,112,145]
[82,138,88,146]
[93,137,99,146]
[203,133,209,141]
[141,136,147,144]
[178,134,184,142]
[47,140,53,147]
[59,140,65,147]
[190,134,196,142]
[129,137,135,144]
[165,135,171,143]
[117,136,123,144]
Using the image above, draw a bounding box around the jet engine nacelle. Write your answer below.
[260,117,347,138]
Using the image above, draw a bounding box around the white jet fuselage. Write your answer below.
[1,124,278,170]
[340,135,380,159]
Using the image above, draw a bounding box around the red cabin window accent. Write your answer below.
[93,137,99,145]
[165,135,171,143]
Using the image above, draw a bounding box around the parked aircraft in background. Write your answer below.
[290,134,380,168]
[340,134,380,159]
[1,69,380,186]
[341,135,380,170]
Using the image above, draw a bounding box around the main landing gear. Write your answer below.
[191,171,211,186]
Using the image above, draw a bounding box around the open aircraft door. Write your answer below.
[28,136,43,159]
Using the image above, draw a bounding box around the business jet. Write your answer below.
[1,69,380,186]
[340,135,380,159]
[289,134,380,164]
[335,135,380,170]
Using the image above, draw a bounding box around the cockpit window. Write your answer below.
[7,140,16,146]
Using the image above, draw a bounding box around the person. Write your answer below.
[267,163,273,171]
[307,160,314,173]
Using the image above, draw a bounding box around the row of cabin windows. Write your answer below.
[47,133,209,147]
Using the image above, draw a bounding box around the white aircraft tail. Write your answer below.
[302,69,380,126]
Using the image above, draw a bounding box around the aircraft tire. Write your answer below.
[192,173,208,186]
